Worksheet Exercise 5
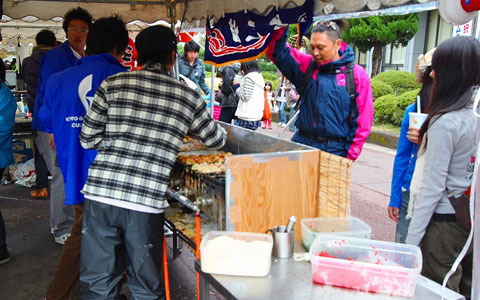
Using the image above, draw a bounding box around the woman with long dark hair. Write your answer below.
[406,36,480,299]
[387,48,435,244]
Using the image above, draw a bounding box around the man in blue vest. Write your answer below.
[32,7,93,245]
[38,15,129,300]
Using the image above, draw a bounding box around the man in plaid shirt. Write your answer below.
[79,25,226,299]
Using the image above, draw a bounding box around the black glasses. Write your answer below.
[68,27,88,33]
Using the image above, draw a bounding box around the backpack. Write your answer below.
[294,60,357,122]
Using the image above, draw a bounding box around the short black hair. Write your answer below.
[36,29,56,47]
[240,60,260,75]
[312,19,349,42]
[184,40,200,53]
[86,15,128,57]
[62,7,93,34]
[0,59,5,82]
[136,25,177,66]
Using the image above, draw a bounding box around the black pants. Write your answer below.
[421,219,473,299]
[33,139,49,188]
[0,209,8,258]
[80,199,165,300]
[0,168,6,257]
[218,107,236,124]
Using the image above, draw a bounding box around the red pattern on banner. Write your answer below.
[120,38,138,72]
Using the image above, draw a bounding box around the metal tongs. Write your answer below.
[277,110,300,137]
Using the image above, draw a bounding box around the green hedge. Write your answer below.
[258,60,278,73]
[372,71,420,95]
[262,72,279,90]
[370,79,394,102]
[374,88,420,126]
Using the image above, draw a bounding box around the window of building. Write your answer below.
[381,44,405,72]
[425,10,453,52]
[353,46,368,68]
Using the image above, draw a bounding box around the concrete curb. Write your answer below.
[367,129,399,150]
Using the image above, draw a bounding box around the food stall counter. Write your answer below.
[195,241,465,300]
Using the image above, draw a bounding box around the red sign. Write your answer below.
[120,38,137,72]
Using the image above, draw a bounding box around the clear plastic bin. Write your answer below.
[301,217,372,250]
[309,234,422,297]
[200,231,273,277]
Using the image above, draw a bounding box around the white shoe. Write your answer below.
[278,122,284,126]
[164,225,173,236]
[281,123,287,127]
[54,233,71,245]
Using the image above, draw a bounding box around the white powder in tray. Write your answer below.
[201,235,272,277]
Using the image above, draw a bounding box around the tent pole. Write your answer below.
[169,4,180,80]
[210,65,215,117]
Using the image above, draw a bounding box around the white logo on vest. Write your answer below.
[78,74,94,112]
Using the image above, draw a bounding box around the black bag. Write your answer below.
[295,60,357,122]
[448,189,472,231]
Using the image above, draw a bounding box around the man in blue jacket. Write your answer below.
[178,40,211,96]
[32,7,93,245]
[38,15,129,300]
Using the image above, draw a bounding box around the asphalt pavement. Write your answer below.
[0,122,397,300]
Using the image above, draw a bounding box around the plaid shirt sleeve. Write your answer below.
[80,81,109,150]
[190,100,226,149]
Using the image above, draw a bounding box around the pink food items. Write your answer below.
[309,235,422,298]
[311,259,414,297]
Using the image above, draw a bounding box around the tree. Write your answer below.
[342,14,419,77]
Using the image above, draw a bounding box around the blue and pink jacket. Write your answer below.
[267,28,373,160]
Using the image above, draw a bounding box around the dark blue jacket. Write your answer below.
[389,103,418,208]
[178,55,210,96]
[32,42,79,131]
[21,46,53,112]
[38,54,126,205]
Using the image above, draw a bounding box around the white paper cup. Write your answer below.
[409,112,428,129]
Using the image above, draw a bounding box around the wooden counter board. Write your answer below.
[227,150,352,240]
[228,151,320,240]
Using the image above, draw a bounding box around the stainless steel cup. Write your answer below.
[266,225,294,258]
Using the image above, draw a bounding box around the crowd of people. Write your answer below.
[0,9,477,300]
[1,8,226,299]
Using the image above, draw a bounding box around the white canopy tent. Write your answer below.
[2,0,438,26]
[1,0,441,50]
[1,0,479,298]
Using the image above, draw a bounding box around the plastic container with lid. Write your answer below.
[301,217,372,250]
[309,234,422,297]
[200,231,273,277]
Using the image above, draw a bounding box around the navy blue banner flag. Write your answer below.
[204,0,314,66]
